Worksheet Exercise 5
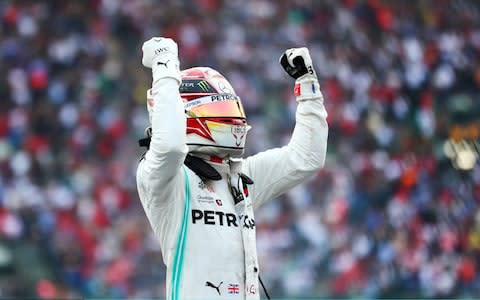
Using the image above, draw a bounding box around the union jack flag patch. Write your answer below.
[227,283,240,294]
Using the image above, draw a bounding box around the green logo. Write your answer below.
[197,81,210,92]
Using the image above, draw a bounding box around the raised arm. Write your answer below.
[242,48,328,209]
[137,38,188,204]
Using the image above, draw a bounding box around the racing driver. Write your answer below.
[136,37,328,300]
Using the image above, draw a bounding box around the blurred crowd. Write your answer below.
[1,0,480,298]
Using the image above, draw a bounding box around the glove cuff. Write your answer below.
[294,76,322,102]
[152,55,181,84]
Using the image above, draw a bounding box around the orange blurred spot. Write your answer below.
[401,166,418,188]
[450,126,463,142]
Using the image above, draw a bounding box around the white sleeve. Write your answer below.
[136,76,188,210]
[242,94,328,210]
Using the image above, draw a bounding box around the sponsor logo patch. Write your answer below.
[197,195,214,204]
[198,180,214,192]
[231,125,247,147]
[154,47,169,55]
[294,83,301,96]
[218,81,231,93]
[248,284,257,295]
[206,281,223,295]
[191,209,255,229]
[197,80,211,92]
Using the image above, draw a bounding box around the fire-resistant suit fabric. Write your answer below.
[136,42,328,300]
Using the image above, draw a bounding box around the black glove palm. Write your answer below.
[280,52,314,79]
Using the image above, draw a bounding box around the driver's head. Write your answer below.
[147,67,250,158]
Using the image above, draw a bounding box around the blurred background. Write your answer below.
[1,0,480,298]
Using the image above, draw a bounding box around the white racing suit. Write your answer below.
[136,76,328,300]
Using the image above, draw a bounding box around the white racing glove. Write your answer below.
[280,47,322,102]
[142,37,181,84]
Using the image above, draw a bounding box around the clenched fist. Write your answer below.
[279,47,316,80]
[280,47,322,101]
[142,37,181,83]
